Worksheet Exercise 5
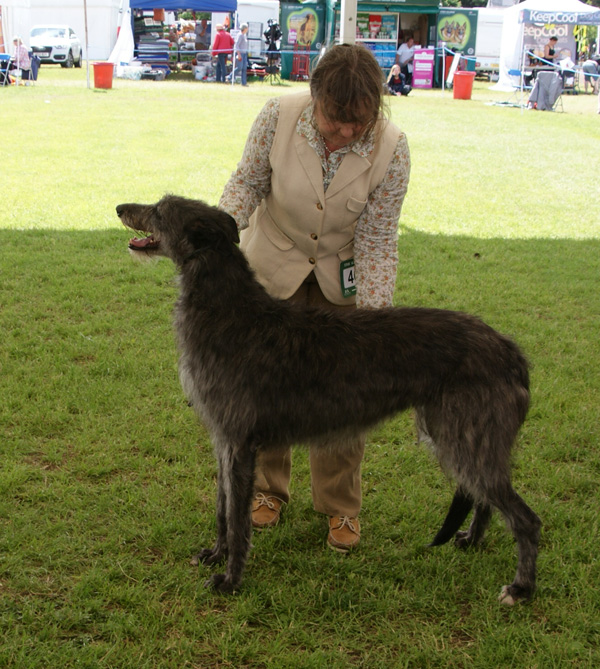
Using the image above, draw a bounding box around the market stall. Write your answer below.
[495,0,599,91]
[127,0,238,78]
[276,0,439,80]
[325,0,440,70]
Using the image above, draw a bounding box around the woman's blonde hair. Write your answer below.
[310,44,385,134]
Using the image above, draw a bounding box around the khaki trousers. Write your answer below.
[254,273,365,517]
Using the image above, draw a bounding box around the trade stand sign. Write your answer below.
[413,48,435,89]
[281,2,325,50]
[518,8,600,64]
[437,8,478,57]
[520,9,600,25]
[518,7,598,68]
[522,22,576,66]
[280,2,326,77]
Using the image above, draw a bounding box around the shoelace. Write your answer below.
[254,492,279,510]
[333,516,359,533]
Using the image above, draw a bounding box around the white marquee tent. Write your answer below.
[0,0,123,59]
[495,0,600,90]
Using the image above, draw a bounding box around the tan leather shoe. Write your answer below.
[327,516,361,552]
[251,493,283,529]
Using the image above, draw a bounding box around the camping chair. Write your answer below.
[502,68,532,107]
[560,68,578,95]
[0,54,11,86]
[528,71,563,112]
[23,53,40,85]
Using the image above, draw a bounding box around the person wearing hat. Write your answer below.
[234,23,249,86]
[212,23,234,83]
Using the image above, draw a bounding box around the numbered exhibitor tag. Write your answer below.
[340,258,357,299]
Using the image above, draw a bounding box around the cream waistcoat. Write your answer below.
[240,91,401,305]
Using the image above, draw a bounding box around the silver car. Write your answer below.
[30,25,83,68]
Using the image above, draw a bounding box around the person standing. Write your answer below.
[212,24,234,83]
[217,44,411,553]
[233,23,249,86]
[543,36,558,67]
[194,19,209,51]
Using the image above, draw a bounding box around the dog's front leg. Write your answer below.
[204,443,256,594]
[191,454,229,568]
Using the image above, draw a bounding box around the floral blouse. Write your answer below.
[219,96,411,308]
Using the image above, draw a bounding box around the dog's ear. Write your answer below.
[220,212,240,245]
[185,211,240,253]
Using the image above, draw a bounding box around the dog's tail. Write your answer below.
[428,488,474,546]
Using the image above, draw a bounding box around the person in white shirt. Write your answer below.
[396,37,415,85]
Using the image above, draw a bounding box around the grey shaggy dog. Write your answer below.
[116,194,541,604]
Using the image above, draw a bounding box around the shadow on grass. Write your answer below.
[1,228,599,666]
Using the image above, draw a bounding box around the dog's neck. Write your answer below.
[177,246,268,313]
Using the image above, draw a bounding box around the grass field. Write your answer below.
[1,66,600,667]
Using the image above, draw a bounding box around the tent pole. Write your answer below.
[84,0,90,88]
[340,0,357,45]
[441,42,446,93]
[519,29,525,112]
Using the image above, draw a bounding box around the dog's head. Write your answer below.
[117,195,239,265]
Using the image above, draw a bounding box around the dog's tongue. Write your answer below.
[129,235,158,249]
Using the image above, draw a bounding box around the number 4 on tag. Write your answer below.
[340,258,357,298]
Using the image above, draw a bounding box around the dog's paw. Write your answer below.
[498,585,517,605]
[454,530,475,549]
[190,547,226,567]
[204,573,238,594]
[498,584,533,605]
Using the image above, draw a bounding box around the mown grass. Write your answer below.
[1,66,599,667]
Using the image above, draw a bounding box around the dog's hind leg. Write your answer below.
[489,485,541,605]
[429,488,474,547]
[203,441,257,594]
[454,502,493,548]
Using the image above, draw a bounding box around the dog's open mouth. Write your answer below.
[128,234,159,251]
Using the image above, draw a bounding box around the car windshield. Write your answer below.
[31,28,67,39]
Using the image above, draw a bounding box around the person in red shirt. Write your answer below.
[211,24,234,83]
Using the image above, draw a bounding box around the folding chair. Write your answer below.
[0,54,11,86]
[560,68,578,95]
[528,71,563,111]
[500,68,532,108]
[20,53,40,85]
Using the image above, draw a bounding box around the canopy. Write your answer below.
[519,4,600,25]
[495,0,599,90]
[132,0,237,10]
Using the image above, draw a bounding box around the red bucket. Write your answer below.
[453,71,476,100]
[93,62,114,89]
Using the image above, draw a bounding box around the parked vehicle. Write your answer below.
[474,8,505,80]
[29,25,83,68]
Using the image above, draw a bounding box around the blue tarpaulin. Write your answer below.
[132,0,237,12]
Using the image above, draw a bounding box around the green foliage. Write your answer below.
[441,0,486,7]
[1,67,599,667]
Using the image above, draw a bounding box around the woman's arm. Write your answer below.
[354,133,411,308]
[218,98,280,230]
